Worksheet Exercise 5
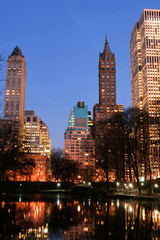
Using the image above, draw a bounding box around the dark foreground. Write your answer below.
[0,192,160,240]
[0,181,160,201]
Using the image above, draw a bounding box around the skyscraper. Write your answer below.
[3,46,26,133]
[93,36,124,134]
[130,9,160,178]
[64,101,95,181]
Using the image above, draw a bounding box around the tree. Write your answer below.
[94,121,116,191]
[51,148,79,182]
[124,107,152,194]
[93,107,153,194]
[51,148,64,181]
[0,122,35,181]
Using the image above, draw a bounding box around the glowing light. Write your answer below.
[77,205,81,212]
[124,203,127,210]
[57,183,61,187]
[129,183,133,188]
[44,228,48,234]
[19,193,21,202]
[57,194,60,206]
[140,177,145,182]
[117,199,119,207]
[129,206,133,213]
[154,184,159,188]
[116,182,120,186]
[84,227,88,232]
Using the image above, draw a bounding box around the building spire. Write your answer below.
[104,34,109,51]
[11,46,23,57]
[105,34,108,44]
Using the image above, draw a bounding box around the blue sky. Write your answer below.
[0,0,159,148]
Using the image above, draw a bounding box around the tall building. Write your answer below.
[64,101,95,181]
[24,110,51,158]
[93,36,124,134]
[93,36,124,182]
[130,9,160,178]
[3,46,26,133]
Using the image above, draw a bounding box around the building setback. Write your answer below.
[130,9,160,178]
[24,110,51,158]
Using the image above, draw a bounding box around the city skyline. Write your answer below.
[0,1,160,148]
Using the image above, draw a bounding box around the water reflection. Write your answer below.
[0,194,160,239]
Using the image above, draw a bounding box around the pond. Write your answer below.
[0,193,160,239]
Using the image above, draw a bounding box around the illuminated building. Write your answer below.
[24,110,51,158]
[40,120,52,158]
[64,101,95,181]
[68,101,92,127]
[3,46,26,136]
[130,9,160,178]
[93,35,124,130]
[93,36,124,181]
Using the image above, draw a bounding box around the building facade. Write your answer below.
[64,102,95,181]
[130,9,160,178]
[93,36,124,132]
[93,36,124,181]
[3,46,26,135]
[24,110,51,158]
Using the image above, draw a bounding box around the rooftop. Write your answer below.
[11,46,23,57]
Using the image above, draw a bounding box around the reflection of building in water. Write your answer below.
[62,201,95,240]
[124,201,160,239]
[63,220,94,240]
[15,202,48,239]
[1,199,160,239]
[16,202,48,239]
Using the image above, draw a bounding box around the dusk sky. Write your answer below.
[0,0,159,148]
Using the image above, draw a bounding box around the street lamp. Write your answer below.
[154,183,159,188]
[129,183,133,189]
[116,182,120,191]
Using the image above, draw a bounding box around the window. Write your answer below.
[27,117,30,122]
[33,117,37,122]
